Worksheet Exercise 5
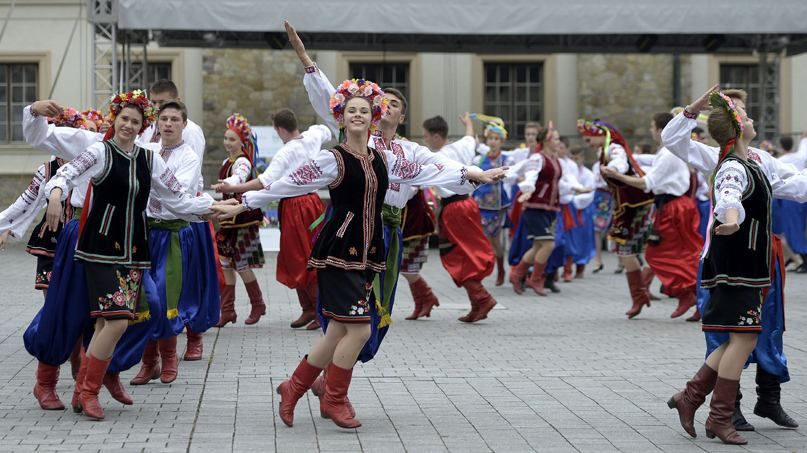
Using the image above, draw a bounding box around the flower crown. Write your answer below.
[577,119,606,137]
[708,91,744,137]
[50,107,89,129]
[108,89,156,132]
[329,79,388,132]
[225,113,252,144]
[82,108,108,131]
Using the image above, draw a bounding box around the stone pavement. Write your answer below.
[0,242,805,453]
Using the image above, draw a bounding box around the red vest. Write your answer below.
[525,152,562,212]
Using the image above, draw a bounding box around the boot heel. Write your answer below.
[705,430,715,439]
[667,397,676,409]
[72,403,82,413]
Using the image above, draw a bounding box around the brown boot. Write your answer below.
[158,336,178,384]
[469,281,497,322]
[625,270,650,319]
[276,356,323,427]
[306,319,321,330]
[575,264,585,279]
[33,362,65,410]
[291,287,316,328]
[641,267,661,301]
[244,280,266,325]
[495,256,506,286]
[416,277,440,318]
[214,284,237,327]
[458,282,481,322]
[525,261,547,296]
[509,261,530,295]
[686,307,702,322]
[705,377,748,444]
[78,354,111,420]
[671,288,697,319]
[320,363,361,429]
[130,340,160,385]
[184,329,204,361]
[310,368,356,418]
[667,364,718,437]
[405,278,425,320]
[71,349,88,412]
[562,257,574,282]
[102,373,133,405]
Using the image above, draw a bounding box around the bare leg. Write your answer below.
[307,321,347,368]
[220,264,237,285]
[533,240,555,264]
[332,323,372,369]
[238,268,257,284]
[619,254,641,272]
[594,232,603,267]
[86,319,128,360]
[716,333,759,379]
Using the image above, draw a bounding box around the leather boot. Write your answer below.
[575,264,585,279]
[754,366,799,428]
[404,278,425,320]
[468,281,497,322]
[544,272,561,293]
[33,362,65,410]
[78,354,111,420]
[310,368,356,418]
[69,340,82,380]
[244,280,266,325]
[320,363,361,429]
[705,377,747,444]
[625,270,650,319]
[184,329,204,361]
[562,257,574,282]
[732,388,755,431]
[641,266,661,301]
[525,261,547,296]
[276,356,323,427]
[457,290,480,323]
[509,261,530,295]
[306,319,321,330]
[158,336,179,384]
[130,340,160,385]
[686,307,702,322]
[495,256,506,286]
[671,288,697,319]
[667,363,718,437]
[416,277,440,318]
[103,373,133,405]
[214,284,237,327]
[290,288,316,328]
[71,349,88,412]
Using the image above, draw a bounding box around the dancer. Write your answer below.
[211,77,499,429]
[215,114,267,326]
[213,109,330,330]
[601,112,702,319]
[578,119,655,318]
[567,147,597,278]
[42,90,214,420]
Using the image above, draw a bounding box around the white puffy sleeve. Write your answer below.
[383,148,474,195]
[44,143,106,200]
[605,144,630,174]
[23,106,102,160]
[661,112,719,175]
[303,67,340,137]
[0,163,48,238]
[243,149,338,209]
[573,167,596,210]
[183,121,206,163]
[149,153,213,218]
[713,160,749,225]
[220,157,252,185]
[516,153,544,193]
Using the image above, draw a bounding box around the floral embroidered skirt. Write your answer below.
[479,208,509,238]
[701,285,763,333]
[216,224,265,272]
[84,262,143,320]
[34,256,55,290]
[317,266,374,323]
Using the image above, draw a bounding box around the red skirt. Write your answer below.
[277,193,324,289]
[438,197,494,286]
[645,196,703,296]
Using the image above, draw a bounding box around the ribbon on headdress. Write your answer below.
[471,113,508,139]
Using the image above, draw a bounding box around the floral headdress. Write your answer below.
[578,118,645,177]
[108,89,156,133]
[471,113,508,139]
[576,119,605,137]
[50,107,89,129]
[708,91,744,138]
[329,79,388,133]
[225,113,258,179]
[82,108,108,131]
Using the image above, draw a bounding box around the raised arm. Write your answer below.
[24,104,101,160]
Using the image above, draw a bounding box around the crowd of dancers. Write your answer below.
[0,20,804,446]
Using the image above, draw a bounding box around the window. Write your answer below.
[0,63,38,143]
[483,62,543,144]
[349,62,409,137]
[719,64,760,126]
[128,62,172,91]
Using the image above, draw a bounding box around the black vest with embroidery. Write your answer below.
[75,141,152,268]
[218,158,264,229]
[701,156,772,288]
[27,159,71,257]
[309,145,389,272]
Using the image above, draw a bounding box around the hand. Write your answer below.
[686,83,720,114]
[468,167,508,184]
[715,222,739,236]
[211,179,235,193]
[46,189,63,232]
[600,166,621,180]
[459,112,472,127]
[0,231,10,250]
[574,186,593,194]
[214,198,241,206]
[517,191,533,203]
[284,20,313,67]
[31,100,63,118]
[210,202,246,220]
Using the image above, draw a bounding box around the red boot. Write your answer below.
[641,267,661,301]
[69,340,82,380]
[495,256,506,286]
[705,377,748,444]
[276,356,323,427]
[158,336,178,384]
[562,257,574,282]
[575,264,585,279]
[310,368,356,418]
[671,288,697,319]
[306,319,321,330]
[78,354,111,420]
[667,364,718,437]
[184,329,204,361]
[458,283,481,322]
[405,278,424,320]
[509,261,530,295]
[525,261,547,296]
[291,287,316,328]
[33,362,65,410]
[103,373,133,405]
[244,280,266,325]
[467,281,497,322]
[686,307,702,322]
[130,340,160,385]
[71,349,88,412]
[625,269,650,319]
[214,284,237,327]
[409,276,440,319]
[320,363,361,429]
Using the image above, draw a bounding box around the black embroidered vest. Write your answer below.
[27,159,71,256]
[701,156,772,288]
[218,157,264,229]
[309,145,389,272]
[75,141,152,268]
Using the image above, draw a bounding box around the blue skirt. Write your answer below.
[697,199,711,239]
[777,199,807,254]
[181,222,221,333]
[570,204,596,265]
